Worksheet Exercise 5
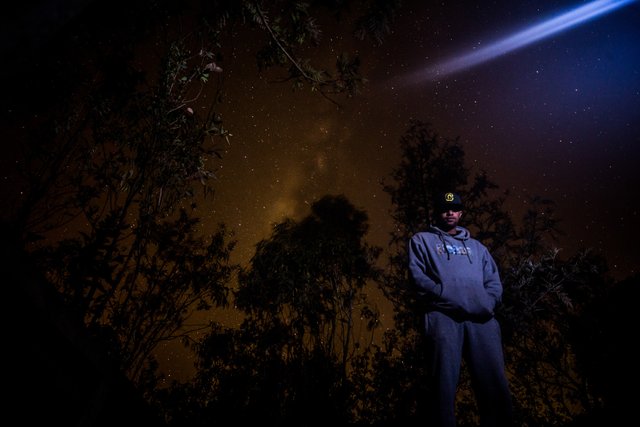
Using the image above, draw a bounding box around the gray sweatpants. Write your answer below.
[424,310,514,427]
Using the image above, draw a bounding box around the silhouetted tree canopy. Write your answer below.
[161,194,382,425]
[3,2,629,425]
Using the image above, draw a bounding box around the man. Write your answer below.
[408,191,513,427]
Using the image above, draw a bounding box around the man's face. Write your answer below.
[437,208,462,231]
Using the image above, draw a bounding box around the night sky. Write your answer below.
[208,0,640,277]
[4,0,640,381]
[165,0,640,381]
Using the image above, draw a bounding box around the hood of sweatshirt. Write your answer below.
[429,224,470,241]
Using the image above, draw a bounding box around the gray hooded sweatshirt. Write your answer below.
[408,225,502,321]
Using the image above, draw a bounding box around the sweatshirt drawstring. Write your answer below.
[461,239,473,264]
[439,233,451,260]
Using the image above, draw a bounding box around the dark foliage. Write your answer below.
[3,2,630,425]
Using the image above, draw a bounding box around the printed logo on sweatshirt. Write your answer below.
[436,243,471,256]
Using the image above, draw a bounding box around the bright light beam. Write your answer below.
[409,0,637,83]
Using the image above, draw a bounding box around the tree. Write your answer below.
[380,119,617,425]
[498,247,611,426]
[5,0,401,392]
[165,194,382,425]
[21,33,238,385]
[376,119,511,425]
